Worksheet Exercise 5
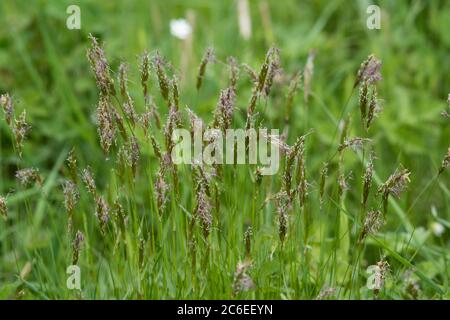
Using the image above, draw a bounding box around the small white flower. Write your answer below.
[237,0,251,40]
[431,222,445,237]
[170,19,192,40]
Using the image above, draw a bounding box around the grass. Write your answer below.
[0,0,449,300]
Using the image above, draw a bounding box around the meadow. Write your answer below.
[0,0,449,299]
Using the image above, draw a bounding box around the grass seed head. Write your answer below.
[362,152,375,208]
[362,55,382,85]
[285,70,301,123]
[255,47,274,93]
[319,162,328,209]
[378,166,411,215]
[87,34,115,97]
[118,62,129,100]
[123,100,137,127]
[150,134,163,161]
[138,237,146,268]
[188,233,197,267]
[284,134,308,199]
[0,195,7,220]
[295,139,307,207]
[378,166,411,199]
[154,52,170,102]
[360,209,384,241]
[355,54,382,87]
[140,51,150,88]
[66,148,78,182]
[338,137,371,153]
[0,93,14,126]
[142,97,162,130]
[213,87,236,131]
[117,145,132,178]
[232,260,254,297]
[263,47,281,97]
[438,147,450,174]
[63,180,79,215]
[275,191,290,244]
[140,51,150,97]
[118,61,137,124]
[227,56,239,92]
[13,110,30,158]
[245,91,258,130]
[196,182,212,239]
[110,106,128,141]
[338,171,353,198]
[15,168,42,186]
[96,96,116,155]
[244,226,252,258]
[243,47,283,129]
[172,76,180,110]
[367,86,381,130]
[186,107,205,139]
[371,259,390,295]
[139,107,152,137]
[338,118,350,146]
[442,94,450,118]
[240,63,258,83]
[303,49,316,104]
[130,135,140,176]
[117,136,140,178]
[316,287,336,300]
[72,230,84,265]
[113,199,127,232]
[254,167,263,185]
[196,47,215,91]
[95,195,110,234]
[81,167,97,197]
[164,106,181,154]
[154,168,169,216]
[359,81,369,127]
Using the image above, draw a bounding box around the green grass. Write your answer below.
[0,0,449,299]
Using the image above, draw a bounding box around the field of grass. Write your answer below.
[0,0,449,299]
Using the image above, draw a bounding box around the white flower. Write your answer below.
[170,19,192,40]
[237,0,251,40]
[431,222,445,237]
